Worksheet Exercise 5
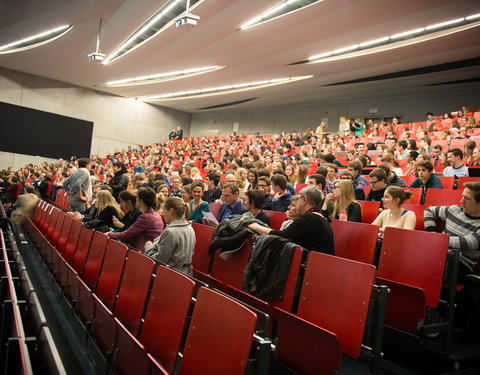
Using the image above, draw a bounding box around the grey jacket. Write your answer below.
[146,219,195,275]
[63,168,91,198]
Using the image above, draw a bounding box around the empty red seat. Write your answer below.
[424,189,463,206]
[191,223,214,273]
[331,220,379,264]
[263,210,286,230]
[357,200,380,224]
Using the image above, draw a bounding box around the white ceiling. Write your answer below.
[0,0,479,113]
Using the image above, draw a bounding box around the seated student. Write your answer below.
[348,161,369,189]
[108,187,164,251]
[10,185,38,225]
[214,183,247,223]
[188,181,210,224]
[424,182,480,343]
[367,168,388,207]
[84,190,123,230]
[248,186,334,254]
[112,190,141,232]
[340,171,366,200]
[408,160,443,204]
[145,197,195,275]
[271,174,292,212]
[322,180,362,222]
[169,175,183,198]
[202,172,222,203]
[258,176,273,210]
[372,186,416,232]
[377,164,406,187]
[443,148,469,177]
[245,189,270,226]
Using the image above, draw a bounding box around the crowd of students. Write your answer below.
[1,105,480,343]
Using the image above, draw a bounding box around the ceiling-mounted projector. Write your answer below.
[88,52,105,62]
[176,13,200,27]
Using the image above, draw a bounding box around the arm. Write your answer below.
[72,171,89,200]
[348,202,362,222]
[108,212,147,241]
[248,223,272,235]
[146,230,176,263]
[403,211,416,231]
[423,206,448,232]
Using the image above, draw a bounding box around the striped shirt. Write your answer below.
[424,205,480,270]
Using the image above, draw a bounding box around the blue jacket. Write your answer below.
[217,200,247,221]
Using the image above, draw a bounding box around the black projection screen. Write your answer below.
[0,101,93,159]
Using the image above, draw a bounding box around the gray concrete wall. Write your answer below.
[190,89,480,136]
[0,67,191,170]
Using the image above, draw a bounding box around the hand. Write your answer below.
[80,196,88,202]
[325,193,334,201]
[144,241,153,248]
[112,216,124,228]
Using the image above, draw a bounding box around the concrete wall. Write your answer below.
[190,89,480,136]
[0,67,191,170]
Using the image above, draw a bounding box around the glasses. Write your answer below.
[292,196,305,202]
[341,176,353,180]
[258,184,268,188]
[370,180,380,185]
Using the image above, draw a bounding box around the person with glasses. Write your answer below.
[366,168,388,207]
[248,186,334,254]
[322,180,362,222]
[340,171,366,200]
[257,176,273,210]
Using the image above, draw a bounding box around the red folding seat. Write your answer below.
[191,223,214,273]
[331,220,379,264]
[263,210,286,230]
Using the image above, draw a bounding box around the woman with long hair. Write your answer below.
[245,168,259,191]
[89,190,123,229]
[235,167,248,191]
[296,165,308,184]
[322,180,362,222]
[285,165,296,184]
[188,181,210,223]
[372,186,416,232]
[145,197,195,275]
[112,190,141,232]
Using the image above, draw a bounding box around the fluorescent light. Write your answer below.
[466,13,480,20]
[308,51,332,61]
[359,36,390,47]
[391,27,425,39]
[333,44,358,54]
[425,18,464,30]
[0,25,71,51]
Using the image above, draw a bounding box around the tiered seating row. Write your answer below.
[0,201,66,375]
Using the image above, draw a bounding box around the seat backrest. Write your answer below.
[39,204,52,233]
[51,211,66,247]
[378,227,449,308]
[72,226,94,273]
[424,189,463,206]
[56,214,73,253]
[95,240,128,310]
[210,241,253,289]
[63,219,83,263]
[81,231,109,288]
[140,266,195,374]
[178,287,257,375]
[457,177,480,189]
[274,307,341,375]
[114,251,155,336]
[191,223,214,273]
[297,252,376,359]
[331,220,379,264]
[357,200,380,224]
[438,176,454,190]
[403,187,422,205]
[295,183,307,194]
[46,208,60,241]
[33,200,44,226]
[401,204,426,230]
[263,210,286,231]
[208,202,221,218]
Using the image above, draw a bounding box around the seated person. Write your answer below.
[257,177,273,210]
[108,187,164,251]
[10,185,38,225]
[145,197,195,275]
[377,164,406,187]
[367,168,388,206]
[372,186,416,232]
[322,180,362,222]
[202,172,222,203]
[169,175,183,198]
[213,183,247,223]
[348,161,369,189]
[85,190,123,230]
[424,182,480,343]
[248,186,334,254]
[271,174,292,212]
[340,171,365,200]
[443,148,469,177]
[188,181,210,224]
[408,160,443,204]
[112,190,141,232]
[245,189,270,226]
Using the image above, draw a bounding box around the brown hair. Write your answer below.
[385,186,412,206]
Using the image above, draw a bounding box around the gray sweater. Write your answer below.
[146,219,196,275]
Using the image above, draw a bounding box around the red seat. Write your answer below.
[297,252,376,359]
[403,187,422,205]
[139,266,195,373]
[263,210,286,230]
[81,231,109,288]
[210,241,253,289]
[294,183,307,194]
[178,287,257,375]
[457,176,480,189]
[191,223,214,273]
[114,251,155,335]
[424,189,463,206]
[403,175,416,186]
[357,200,380,224]
[438,176,454,190]
[45,208,60,242]
[208,202,221,218]
[51,211,65,247]
[273,308,341,375]
[56,214,73,253]
[62,219,83,263]
[401,204,427,230]
[331,220,379,264]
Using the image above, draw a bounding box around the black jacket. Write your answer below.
[108,169,129,199]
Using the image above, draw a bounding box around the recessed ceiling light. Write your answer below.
[0,25,73,54]
[103,66,223,87]
[138,75,312,101]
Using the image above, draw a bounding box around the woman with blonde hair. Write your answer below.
[285,165,296,184]
[372,186,416,232]
[322,179,362,222]
[235,167,248,191]
[145,197,195,275]
[87,190,123,230]
[296,165,308,184]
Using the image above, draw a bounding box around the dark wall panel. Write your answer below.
[0,101,93,159]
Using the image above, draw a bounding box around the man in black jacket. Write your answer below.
[108,161,129,200]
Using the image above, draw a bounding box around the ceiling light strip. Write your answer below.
[0,25,72,53]
[138,75,312,101]
[308,14,479,63]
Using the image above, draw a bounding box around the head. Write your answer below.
[77,158,90,169]
[295,186,323,214]
[258,177,271,195]
[461,182,480,215]
[191,181,205,202]
[224,173,236,185]
[307,174,326,192]
[271,174,287,193]
[340,171,354,182]
[331,180,356,219]
[119,190,137,211]
[326,164,338,181]
[163,197,190,224]
[416,160,434,182]
[368,168,388,191]
[96,190,123,218]
[447,148,463,167]
[157,184,170,199]
[432,145,442,158]
[348,161,363,178]
[205,172,220,189]
[382,186,412,210]
[137,187,158,211]
[182,184,193,203]
[245,189,266,212]
[113,161,125,173]
[222,183,240,206]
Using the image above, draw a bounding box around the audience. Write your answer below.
[322,180,362,222]
[188,181,210,224]
[372,186,416,232]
